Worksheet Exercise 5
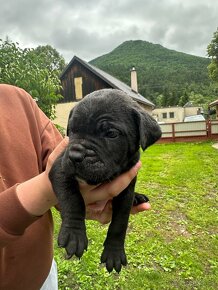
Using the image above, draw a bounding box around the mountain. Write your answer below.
[89,40,211,106]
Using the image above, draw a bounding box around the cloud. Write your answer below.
[0,0,217,62]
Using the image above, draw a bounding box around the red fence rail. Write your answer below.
[158,120,218,143]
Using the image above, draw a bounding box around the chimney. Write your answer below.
[131,67,138,93]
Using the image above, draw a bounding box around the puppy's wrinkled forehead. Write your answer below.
[70,89,134,130]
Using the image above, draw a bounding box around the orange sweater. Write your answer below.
[0,84,63,289]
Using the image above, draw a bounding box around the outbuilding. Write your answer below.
[55,56,154,128]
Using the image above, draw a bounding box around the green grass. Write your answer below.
[53,141,218,290]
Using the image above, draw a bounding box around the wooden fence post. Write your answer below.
[207,120,211,138]
[172,123,175,142]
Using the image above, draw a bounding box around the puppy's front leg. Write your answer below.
[49,160,88,259]
[58,181,88,259]
[101,181,135,273]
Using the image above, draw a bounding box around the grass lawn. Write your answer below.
[53,141,218,290]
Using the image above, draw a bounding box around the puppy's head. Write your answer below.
[63,89,161,184]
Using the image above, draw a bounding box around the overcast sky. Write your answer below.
[0,0,217,63]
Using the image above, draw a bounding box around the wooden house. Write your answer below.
[55,56,154,128]
[60,56,154,109]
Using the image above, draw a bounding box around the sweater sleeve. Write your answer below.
[0,185,39,247]
[0,120,63,248]
[0,85,64,247]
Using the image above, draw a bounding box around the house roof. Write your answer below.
[209,99,218,107]
[183,101,194,107]
[60,55,155,108]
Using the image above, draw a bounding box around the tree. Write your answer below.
[207,28,218,82]
[178,91,189,106]
[30,44,66,73]
[0,38,63,119]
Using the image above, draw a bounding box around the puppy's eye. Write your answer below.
[105,129,119,138]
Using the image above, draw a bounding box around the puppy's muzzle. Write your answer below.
[69,144,96,163]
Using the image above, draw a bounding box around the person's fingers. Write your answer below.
[79,181,101,205]
[87,161,142,202]
[47,137,69,168]
[86,200,108,211]
[98,201,113,224]
[86,201,112,224]
[131,202,151,214]
[86,201,150,224]
[79,182,97,193]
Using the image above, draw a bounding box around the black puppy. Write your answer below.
[49,89,161,273]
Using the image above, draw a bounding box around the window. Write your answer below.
[74,77,83,100]
[162,112,167,119]
[169,112,175,118]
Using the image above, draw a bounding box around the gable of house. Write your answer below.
[60,55,154,111]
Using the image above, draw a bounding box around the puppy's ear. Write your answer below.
[66,108,74,136]
[134,108,162,150]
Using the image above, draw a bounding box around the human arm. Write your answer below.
[0,120,63,247]
[0,137,150,247]
[17,137,150,218]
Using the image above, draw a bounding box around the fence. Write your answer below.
[158,119,218,143]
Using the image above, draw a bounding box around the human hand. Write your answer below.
[45,136,69,175]
[79,162,151,224]
[46,137,151,223]
[85,199,151,224]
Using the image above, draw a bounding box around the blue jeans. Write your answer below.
[40,259,58,290]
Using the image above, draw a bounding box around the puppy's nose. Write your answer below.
[69,144,85,162]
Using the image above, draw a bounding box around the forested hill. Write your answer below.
[89,40,211,106]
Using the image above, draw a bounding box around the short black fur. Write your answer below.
[49,89,162,273]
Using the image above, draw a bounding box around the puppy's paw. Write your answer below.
[133,192,149,206]
[58,224,88,259]
[101,246,127,273]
